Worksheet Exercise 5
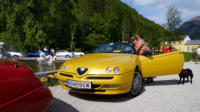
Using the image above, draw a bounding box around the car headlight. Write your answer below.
[106,67,112,73]
[61,65,67,70]
[113,67,120,73]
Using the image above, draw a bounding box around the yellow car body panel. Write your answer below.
[58,71,134,95]
[139,51,184,77]
[57,51,184,95]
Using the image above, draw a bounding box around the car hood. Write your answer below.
[60,53,138,74]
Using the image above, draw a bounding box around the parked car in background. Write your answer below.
[8,51,25,58]
[72,51,85,57]
[0,59,52,112]
[55,50,73,58]
[26,51,49,57]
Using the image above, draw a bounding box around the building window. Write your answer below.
[179,47,181,50]
[187,47,190,52]
[192,47,194,52]
[179,41,181,44]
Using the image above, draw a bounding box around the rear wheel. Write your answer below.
[127,70,143,97]
[13,55,19,59]
[65,55,70,58]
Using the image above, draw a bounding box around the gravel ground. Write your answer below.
[48,62,200,112]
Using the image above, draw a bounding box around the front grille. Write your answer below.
[92,84,101,88]
[87,77,113,79]
[71,88,105,92]
[60,73,73,78]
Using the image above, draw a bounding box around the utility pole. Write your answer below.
[71,32,74,51]
[70,7,78,51]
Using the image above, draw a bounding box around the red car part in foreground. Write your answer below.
[0,59,52,112]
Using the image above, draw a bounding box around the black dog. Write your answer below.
[178,68,193,84]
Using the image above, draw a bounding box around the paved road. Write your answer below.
[48,62,200,112]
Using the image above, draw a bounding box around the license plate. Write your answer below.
[66,80,91,89]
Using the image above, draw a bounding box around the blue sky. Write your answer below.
[121,0,200,25]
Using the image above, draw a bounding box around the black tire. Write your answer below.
[13,55,19,59]
[127,70,143,97]
[143,77,154,83]
[65,55,70,58]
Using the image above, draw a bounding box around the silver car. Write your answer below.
[55,50,73,58]
[8,51,25,58]
[71,51,84,57]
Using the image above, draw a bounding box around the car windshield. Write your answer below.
[94,43,136,54]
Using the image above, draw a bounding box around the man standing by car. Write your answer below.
[195,47,200,64]
[162,45,168,53]
[50,48,55,56]
[44,46,48,52]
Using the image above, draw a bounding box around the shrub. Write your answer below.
[183,52,197,62]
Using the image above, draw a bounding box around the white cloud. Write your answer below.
[133,0,160,6]
[146,15,166,25]
[122,0,200,24]
[181,8,200,21]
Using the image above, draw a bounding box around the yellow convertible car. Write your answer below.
[57,42,184,97]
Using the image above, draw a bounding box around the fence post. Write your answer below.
[191,48,194,61]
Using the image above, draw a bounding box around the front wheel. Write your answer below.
[127,70,143,97]
[65,55,70,58]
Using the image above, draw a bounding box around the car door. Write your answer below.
[138,51,184,77]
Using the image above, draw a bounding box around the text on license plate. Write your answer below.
[66,80,91,89]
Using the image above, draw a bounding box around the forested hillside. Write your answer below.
[0,0,166,52]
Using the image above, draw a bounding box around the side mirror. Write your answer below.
[142,50,152,57]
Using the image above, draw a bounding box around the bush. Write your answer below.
[183,52,197,62]
[43,78,59,87]
[37,74,59,87]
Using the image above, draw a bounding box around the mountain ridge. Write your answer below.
[180,16,200,39]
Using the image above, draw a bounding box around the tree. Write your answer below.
[0,0,167,52]
[83,13,108,51]
[165,6,182,32]
[163,6,183,42]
